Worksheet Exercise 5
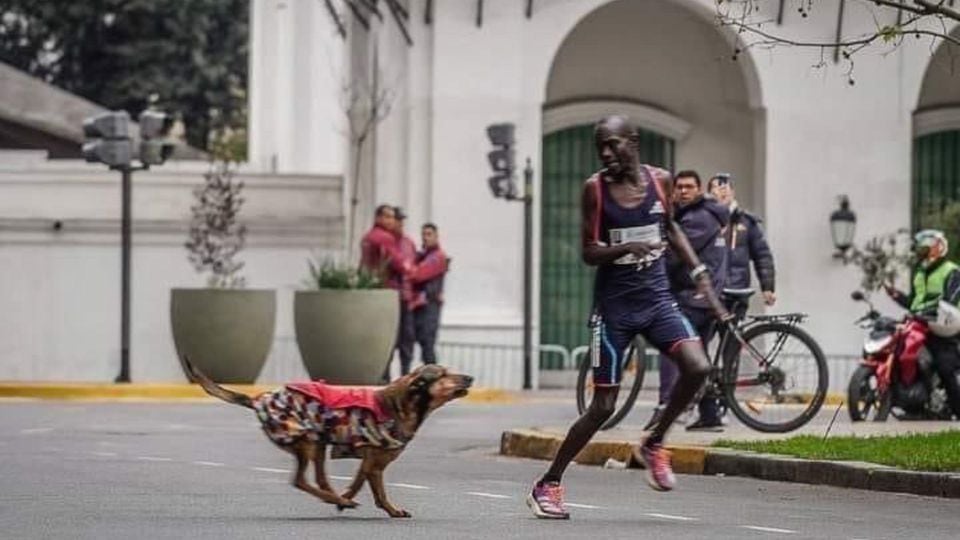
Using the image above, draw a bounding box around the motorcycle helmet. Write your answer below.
[930,300,960,337]
[913,229,949,267]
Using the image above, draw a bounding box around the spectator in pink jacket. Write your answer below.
[407,223,449,366]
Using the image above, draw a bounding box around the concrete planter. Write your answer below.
[170,288,276,383]
[294,289,398,384]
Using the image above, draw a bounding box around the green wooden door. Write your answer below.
[914,130,960,228]
[540,124,675,369]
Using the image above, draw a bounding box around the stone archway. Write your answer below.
[538,0,765,363]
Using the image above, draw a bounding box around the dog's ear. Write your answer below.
[408,365,444,395]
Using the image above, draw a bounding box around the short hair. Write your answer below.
[674,169,702,187]
[375,204,393,218]
[594,115,638,141]
[422,222,438,232]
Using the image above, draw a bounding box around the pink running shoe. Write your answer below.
[526,481,570,519]
[639,443,676,491]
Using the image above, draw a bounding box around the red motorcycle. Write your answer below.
[847,291,953,421]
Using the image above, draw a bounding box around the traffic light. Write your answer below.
[82,111,133,167]
[486,123,517,199]
[138,110,175,166]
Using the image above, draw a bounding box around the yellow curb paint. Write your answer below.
[0,383,514,403]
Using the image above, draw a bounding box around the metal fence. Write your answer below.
[256,334,863,395]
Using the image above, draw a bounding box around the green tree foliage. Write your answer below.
[0,0,247,153]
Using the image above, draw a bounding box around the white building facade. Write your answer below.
[2,0,959,389]
[247,0,960,389]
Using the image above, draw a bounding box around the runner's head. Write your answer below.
[595,116,639,178]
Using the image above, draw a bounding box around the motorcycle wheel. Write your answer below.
[847,365,891,422]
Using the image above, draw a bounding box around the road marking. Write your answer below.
[192,461,225,467]
[91,452,118,457]
[465,492,512,500]
[330,475,352,481]
[387,482,430,490]
[136,456,173,462]
[742,525,797,534]
[646,513,699,522]
[20,428,53,434]
[566,503,600,509]
[251,467,288,474]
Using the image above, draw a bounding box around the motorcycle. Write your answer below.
[847,290,954,421]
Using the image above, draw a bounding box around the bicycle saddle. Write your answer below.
[722,288,755,301]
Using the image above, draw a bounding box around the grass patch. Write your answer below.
[714,430,960,472]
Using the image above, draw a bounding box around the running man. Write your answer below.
[527,116,730,520]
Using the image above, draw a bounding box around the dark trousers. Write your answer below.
[926,335,960,419]
[658,306,719,420]
[384,299,416,379]
[414,302,442,365]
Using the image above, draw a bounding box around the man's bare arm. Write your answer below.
[580,177,660,266]
[654,169,730,320]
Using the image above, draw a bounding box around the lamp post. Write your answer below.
[830,195,857,257]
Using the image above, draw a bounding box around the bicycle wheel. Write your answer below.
[722,322,828,433]
[576,340,646,430]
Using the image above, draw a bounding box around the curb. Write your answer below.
[0,382,513,404]
[499,428,960,499]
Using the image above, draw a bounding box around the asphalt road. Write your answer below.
[1,397,958,539]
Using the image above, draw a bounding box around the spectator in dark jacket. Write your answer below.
[650,170,730,431]
[708,173,776,311]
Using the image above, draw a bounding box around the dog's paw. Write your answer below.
[336,500,359,512]
[388,508,412,518]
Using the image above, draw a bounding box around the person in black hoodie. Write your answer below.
[649,169,730,432]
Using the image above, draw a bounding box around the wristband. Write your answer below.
[689,264,708,281]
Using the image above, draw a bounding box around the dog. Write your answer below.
[182,357,473,518]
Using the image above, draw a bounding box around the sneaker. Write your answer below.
[526,481,570,519]
[685,417,725,432]
[639,442,676,492]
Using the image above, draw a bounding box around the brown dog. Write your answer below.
[182,357,473,518]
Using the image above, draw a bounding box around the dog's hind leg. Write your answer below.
[291,441,356,508]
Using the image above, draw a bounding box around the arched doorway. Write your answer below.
[914,27,960,230]
[539,0,764,368]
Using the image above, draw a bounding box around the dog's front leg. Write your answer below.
[364,450,410,518]
[340,464,366,502]
[291,441,357,508]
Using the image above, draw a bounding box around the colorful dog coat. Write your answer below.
[252,381,408,458]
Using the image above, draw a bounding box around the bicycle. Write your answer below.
[576,289,829,433]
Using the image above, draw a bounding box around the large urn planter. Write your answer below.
[171,288,276,383]
[294,289,399,384]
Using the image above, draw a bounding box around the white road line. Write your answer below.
[465,492,512,500]
[20,428,53,434]
[251,467,288,474]
[192,461,225,467]
[136,456,173,462]
[741,525,797,534]
[645,513,699,522]
[566,503,600,510]
[330,475,352,481]
[91,452,118,457]
[387,482,430,490]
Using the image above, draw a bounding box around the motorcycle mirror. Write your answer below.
[851,291,866,302]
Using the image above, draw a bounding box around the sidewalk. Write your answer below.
[499,389,960,499]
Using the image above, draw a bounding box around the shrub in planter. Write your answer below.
[294,257,398,384]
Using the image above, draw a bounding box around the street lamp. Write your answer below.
[830,194,857,257]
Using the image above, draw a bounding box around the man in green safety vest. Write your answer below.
[884,229,960,419]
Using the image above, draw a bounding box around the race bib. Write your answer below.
[609,224,664,267]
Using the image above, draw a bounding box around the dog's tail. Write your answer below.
[181,356,254,409]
